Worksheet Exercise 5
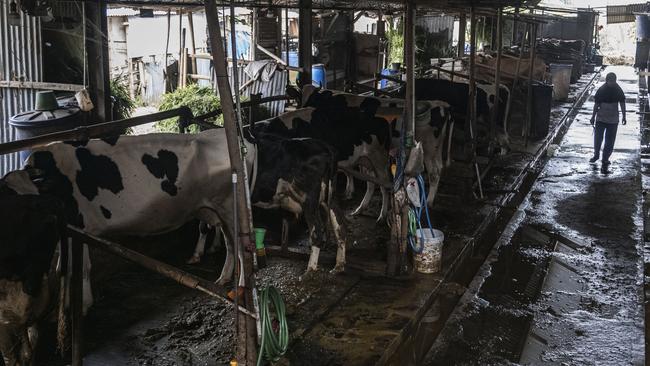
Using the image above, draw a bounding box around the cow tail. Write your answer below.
[57,275,68,353]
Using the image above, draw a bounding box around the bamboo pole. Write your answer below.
[187,11,198,76]
[204,1,258,364]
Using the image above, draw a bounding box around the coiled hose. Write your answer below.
[256,286,289,366]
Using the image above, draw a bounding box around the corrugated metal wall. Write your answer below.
[416,15,454,42]
[0,0,42,176]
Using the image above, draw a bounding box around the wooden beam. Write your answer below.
[0,80,83,92]
[404,0,416,145]
[298,0,312,87]
[187,11,198,76]
[85,0,111,122]
[204,2,258,364]
[490,8,503,144]
[458,13,466,58]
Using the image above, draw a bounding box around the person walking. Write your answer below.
[590,72,627,166]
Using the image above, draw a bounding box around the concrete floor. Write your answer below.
[426,66,645,365]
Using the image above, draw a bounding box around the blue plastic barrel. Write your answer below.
[638,15,650,41]
[312,64,326,88]
[281,51,299,67]
[380,68,399,89]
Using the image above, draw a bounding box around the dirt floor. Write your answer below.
[425,66,645,365]
[31,69,608,366]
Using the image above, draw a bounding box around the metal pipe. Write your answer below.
[66,226,258,319]
[0,107,193,156]
[524,23,538,147]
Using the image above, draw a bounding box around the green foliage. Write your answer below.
[386,18,404,65]
[110,77,136,120]
[156,85,222,133]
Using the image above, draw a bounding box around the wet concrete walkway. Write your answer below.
[426,66,645,365]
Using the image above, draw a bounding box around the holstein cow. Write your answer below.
[253,104,393,220]
[0,171,66,366]
[14,129,344,311]
[401,78,511,152]
[301,86,454,208]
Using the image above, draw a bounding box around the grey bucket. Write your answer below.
[550,63,573,101]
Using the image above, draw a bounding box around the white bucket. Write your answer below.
[413,228,444,274]
[549,63,573,101]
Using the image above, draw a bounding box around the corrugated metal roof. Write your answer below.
[607,3,648,24]
[107,7,169,17]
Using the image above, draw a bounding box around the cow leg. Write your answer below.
[351,165,375,217]
[378,187,389,222]
[188,221,213,264]
[344,172,355,200]
[81,244,93,315]
[0,326,19,366]
[303,204,323,275]
[425,156,443,208]
[328,207,346,274]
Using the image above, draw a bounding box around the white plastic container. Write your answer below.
[413,228,444,274]
[549,63,573,101]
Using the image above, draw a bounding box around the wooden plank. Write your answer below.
[0,80,84,92]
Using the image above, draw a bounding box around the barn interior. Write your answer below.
[0,0,647,365]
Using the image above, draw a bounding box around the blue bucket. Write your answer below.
[380,68,399,89]
[311,64,326,88]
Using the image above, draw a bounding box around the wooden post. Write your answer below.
[127,58,135,99]
[468,6,484,199]
[298,0,312,87]
[467,7,477,149]
[84,0,110,122]
[458,13,466,58]
[285,7,290,87]
[404,0,416,145]
[187,12,198,76]
[524,23,538,146]
[204,1,257,365]
[179,28,186,88]
[490,8,503,146]
[71,238,84,366]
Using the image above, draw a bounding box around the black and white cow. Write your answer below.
[403,78,511,150]
[301,86,454,208]
[0,171,66,366]
[253,103,393,220]
[10,129,344,306]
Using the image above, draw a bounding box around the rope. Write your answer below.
[256,286,289,366]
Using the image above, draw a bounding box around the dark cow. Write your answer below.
[0,171,66,366]
[301,86,455,207]
[403,78,511,150]
[253,103,393,220]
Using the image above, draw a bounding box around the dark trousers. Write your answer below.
[594,121,618,161]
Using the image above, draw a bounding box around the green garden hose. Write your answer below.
[256,286,289,366]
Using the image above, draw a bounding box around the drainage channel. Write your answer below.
[424,215,588,364]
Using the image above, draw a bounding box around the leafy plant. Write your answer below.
[110,77,136,120]
[386,18,404,65]
[156,85,222,133]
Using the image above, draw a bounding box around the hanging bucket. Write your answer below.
[413,228,444,274]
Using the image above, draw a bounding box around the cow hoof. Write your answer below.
[330,265,345,274]
[186,255,201,264]
[299,268,317,282]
